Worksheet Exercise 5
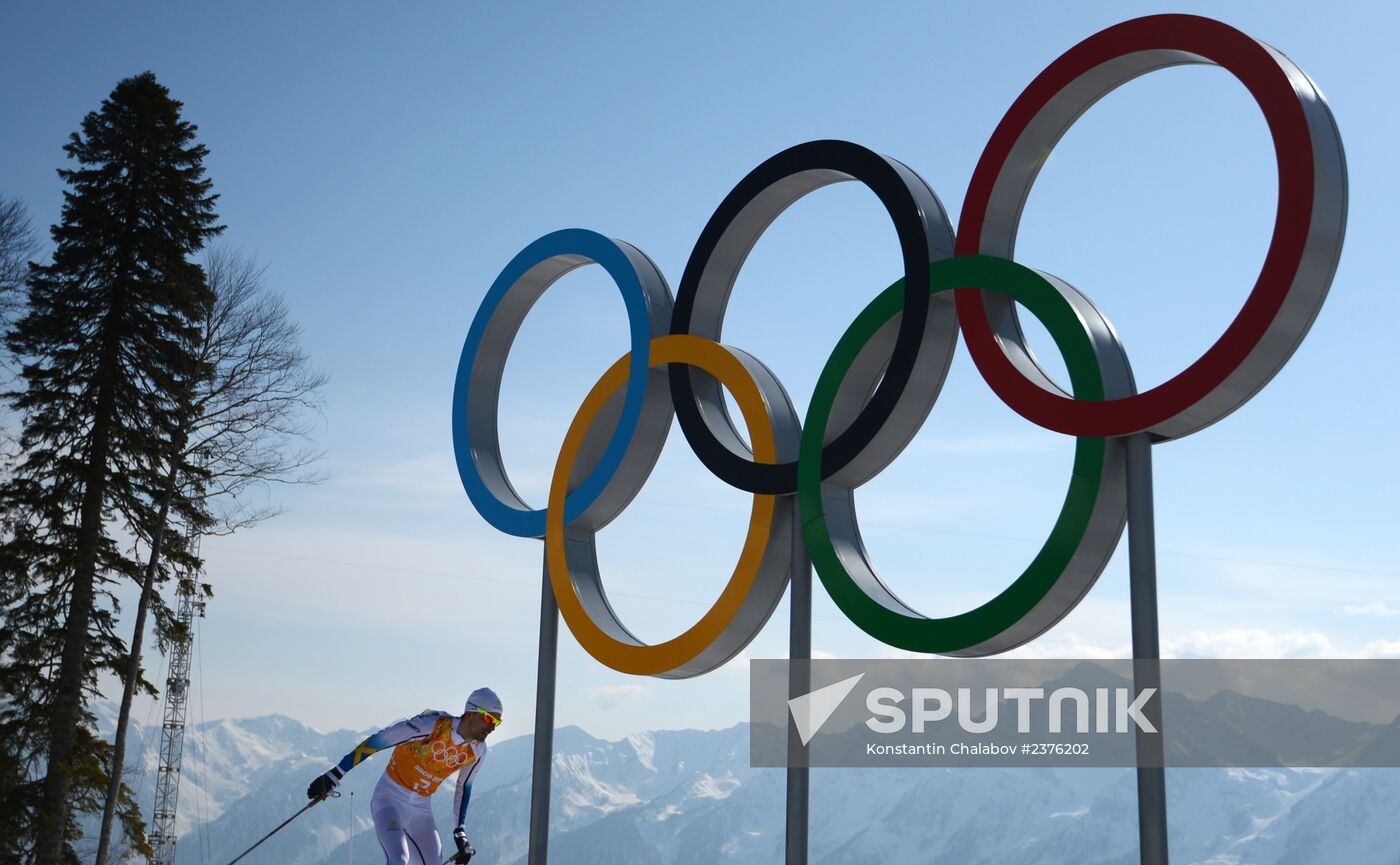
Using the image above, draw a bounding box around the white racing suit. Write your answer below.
[331,710,488,865]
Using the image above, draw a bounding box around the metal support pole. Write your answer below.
[785,531,812,865]
[528,551,559,865]
[1125,434,1168,865]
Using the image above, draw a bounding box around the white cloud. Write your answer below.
[1163,629,1336,659]
[1342,602,1399,617]
[870,629,1397,662]
[1359,640,1400,658]
[587,684,651,710]
[1001,634,1130,660]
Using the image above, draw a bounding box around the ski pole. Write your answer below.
[224,792,337,865]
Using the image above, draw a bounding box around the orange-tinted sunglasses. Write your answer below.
[476,709,501,729]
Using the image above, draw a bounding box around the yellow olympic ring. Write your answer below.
[546,335,783,676]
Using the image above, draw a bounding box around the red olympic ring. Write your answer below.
[956,14,1346,439]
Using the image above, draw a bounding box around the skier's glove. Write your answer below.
[306,766,343,800]
[450,826,475,864]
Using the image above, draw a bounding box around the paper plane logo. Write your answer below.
[787,673,865,746]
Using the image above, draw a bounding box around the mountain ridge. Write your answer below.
[79,691,1400,865]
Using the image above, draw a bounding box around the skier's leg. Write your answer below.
[403,799,442,865]
[371,783,414,864]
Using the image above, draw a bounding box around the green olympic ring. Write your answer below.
[799,256,1121,655]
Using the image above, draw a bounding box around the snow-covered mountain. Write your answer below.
[85,704,1400,865]
[83,700,378,864]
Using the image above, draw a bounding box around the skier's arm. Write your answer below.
[452,755,484,830]
[335,710,438,773]
[450,756,484,861]
[307,711,438,798]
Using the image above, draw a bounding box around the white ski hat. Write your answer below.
[465,687,503,719]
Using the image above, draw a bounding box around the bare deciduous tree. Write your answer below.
[0,195,37,316]
[95,248,326,863]
[0,195,38,405]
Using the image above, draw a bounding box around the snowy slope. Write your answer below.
[85,704,1400,865]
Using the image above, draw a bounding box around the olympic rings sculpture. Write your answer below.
[452,15,1346,678]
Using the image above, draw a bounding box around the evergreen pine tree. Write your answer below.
[0,71,220,864]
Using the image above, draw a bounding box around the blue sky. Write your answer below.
[1,0,1397,745]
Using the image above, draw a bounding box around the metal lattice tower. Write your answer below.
[149,584,205,865]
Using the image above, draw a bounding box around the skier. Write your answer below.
[306,687,502,865]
